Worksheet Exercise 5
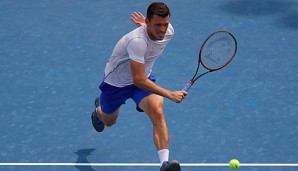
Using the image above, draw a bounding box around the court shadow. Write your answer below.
[74,148,96,171]
[277,11,298,30]
[219,0,294,16]
[219,0,298,30]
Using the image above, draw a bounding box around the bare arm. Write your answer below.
[130,60,187,103]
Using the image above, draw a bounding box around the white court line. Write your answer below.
[0,163,298,167]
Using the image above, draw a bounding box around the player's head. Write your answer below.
[146,2,170,21]
[146,2,170,40]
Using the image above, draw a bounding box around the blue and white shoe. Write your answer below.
[160,160,181,171]
[91,98,105,132]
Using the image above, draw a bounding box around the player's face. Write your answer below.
[146,15,170,41]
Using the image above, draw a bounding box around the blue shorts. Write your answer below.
[99,75,156,114]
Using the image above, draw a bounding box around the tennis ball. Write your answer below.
[229,159,240,169]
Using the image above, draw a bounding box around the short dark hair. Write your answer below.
[147,2,170,21]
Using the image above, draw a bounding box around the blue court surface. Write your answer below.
[1,0,297,171]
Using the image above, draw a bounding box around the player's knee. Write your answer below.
[151,110,166,128]
[105,121,115,127]
[103,119,116,127]
[151,105,165,121]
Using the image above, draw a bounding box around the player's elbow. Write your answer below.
[132,77,145,87]
[133,78,142,87]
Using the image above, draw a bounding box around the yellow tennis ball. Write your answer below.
[229,159,240,169]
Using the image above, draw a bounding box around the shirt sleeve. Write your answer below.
[127,37,147,64]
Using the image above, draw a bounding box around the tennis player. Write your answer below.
[92,2,187,171]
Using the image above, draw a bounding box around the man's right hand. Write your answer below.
[169,91,188,103]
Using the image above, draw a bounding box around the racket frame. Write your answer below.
[182,31,237,92]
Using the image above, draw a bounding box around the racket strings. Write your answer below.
[201,32,236,70]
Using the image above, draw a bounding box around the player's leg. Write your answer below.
[92,82,128,131]
[96,102,120,127]
[138,94,169,157]
[92,96,121,129]
[138,94,181,171]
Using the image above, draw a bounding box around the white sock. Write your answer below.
[158,149,169,166]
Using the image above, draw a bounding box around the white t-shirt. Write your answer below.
[103,24,174,87]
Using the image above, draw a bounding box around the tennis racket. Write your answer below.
[182,30,237,92]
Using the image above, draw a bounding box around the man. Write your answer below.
[91,2,187,171]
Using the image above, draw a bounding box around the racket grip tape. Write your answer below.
[182,82,193,92]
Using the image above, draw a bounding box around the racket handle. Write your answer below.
[182,82,193,92]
